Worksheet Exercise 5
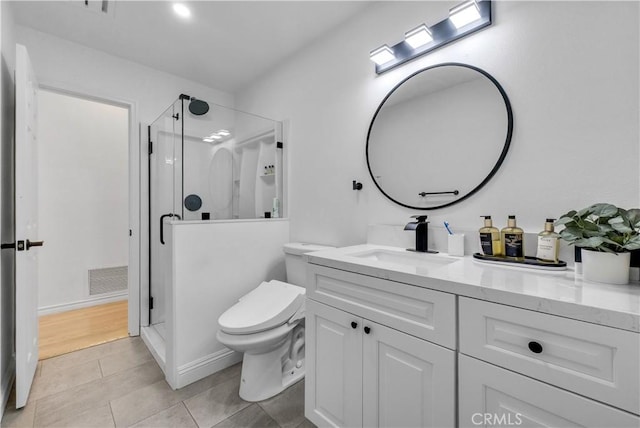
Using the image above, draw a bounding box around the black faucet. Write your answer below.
[404,215,438,253]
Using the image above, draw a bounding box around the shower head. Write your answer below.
[189,98,209,116]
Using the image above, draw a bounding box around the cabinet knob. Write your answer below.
[528,341,543,354]
[364,326,371,334]
[351,321,358,329]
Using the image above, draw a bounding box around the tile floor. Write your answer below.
[1,337,314,428]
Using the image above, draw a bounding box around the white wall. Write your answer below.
[37,90,129,311]
[14,26,234,124]
[236,1,640,248]
[0,0,16,418]
[166,219,289,388]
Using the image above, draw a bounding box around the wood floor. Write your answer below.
[38,300,129,360]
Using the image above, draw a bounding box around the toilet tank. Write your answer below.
[283,243,335,286]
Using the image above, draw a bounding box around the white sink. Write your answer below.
[346,248,457,270]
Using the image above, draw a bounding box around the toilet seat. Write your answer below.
[218,280,305,335]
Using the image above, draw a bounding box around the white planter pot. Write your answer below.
[581,249,630,285]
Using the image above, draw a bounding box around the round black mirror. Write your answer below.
[366,63,513,210]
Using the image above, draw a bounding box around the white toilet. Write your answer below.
[216,242,334,402]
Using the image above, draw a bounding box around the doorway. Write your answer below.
[36,89,130,358]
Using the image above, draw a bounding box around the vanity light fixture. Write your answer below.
[405,24,433,49]
[369,45,395,66]
[449,0,482,29]
[172,3,191,19]
[371,0,492,74]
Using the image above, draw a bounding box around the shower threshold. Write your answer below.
[141,323,166,372]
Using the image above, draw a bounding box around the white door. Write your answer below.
[362,321,455,428]
[305,300,363,428]
[458,355,640,428]
[15,43,41,409]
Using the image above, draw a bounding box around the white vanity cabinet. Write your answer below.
[304,266,456,428]
[304,246,640,428]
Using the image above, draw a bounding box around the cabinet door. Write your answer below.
[459,354,640,428]
[305,299,363,427]
[362,321,456,428]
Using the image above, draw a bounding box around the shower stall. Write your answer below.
[143,95,288,386]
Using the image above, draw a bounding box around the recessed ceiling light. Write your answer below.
[172,3,191,19]
[203,138,214,143]
[209,134,222,140]
[217,130,230,136]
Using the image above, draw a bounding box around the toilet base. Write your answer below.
[239,327,305,402]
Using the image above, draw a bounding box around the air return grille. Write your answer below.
[89,266,127,296]
[68,0,115,17]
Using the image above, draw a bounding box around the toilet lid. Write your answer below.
[218,280,306,334]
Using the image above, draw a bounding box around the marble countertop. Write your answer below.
[306,244,640,333]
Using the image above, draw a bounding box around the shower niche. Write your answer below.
[145,95,285,378]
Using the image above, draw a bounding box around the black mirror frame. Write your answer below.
[366,62,514,210]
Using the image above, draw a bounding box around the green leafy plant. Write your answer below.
[556,203,640,253]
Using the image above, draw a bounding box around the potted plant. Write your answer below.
[556,203,640,285]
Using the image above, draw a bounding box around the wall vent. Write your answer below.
[89,266,127,296]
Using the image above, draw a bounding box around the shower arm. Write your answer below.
[160,213,181,245]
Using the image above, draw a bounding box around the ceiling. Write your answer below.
[11,1,371,93]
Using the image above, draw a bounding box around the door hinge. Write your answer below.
[148,141,153,155]
[149,297,154,310]
[129,229,132,237]
[277,141,283,149]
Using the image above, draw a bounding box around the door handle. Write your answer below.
[1,240,44,251]
[160,213,181,245]
[26,240,44,250]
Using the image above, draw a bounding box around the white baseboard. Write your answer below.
[0,357,15,421]
[175,348,242,389]
[38,292,127,316]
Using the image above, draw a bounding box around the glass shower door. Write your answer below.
[149,101,180,329]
